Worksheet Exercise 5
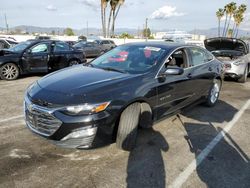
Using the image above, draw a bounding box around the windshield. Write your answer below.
[8,41,33,52]
[90,45,167,74]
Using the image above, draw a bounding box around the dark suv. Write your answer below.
[24,42,223,150]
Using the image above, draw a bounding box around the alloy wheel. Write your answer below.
[1,64,19,80]
[210,81,220,104]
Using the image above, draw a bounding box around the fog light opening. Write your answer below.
[61,126,97,141]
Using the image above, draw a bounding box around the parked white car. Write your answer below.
[205,37,250,83]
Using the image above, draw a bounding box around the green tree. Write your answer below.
[64,27,74,36]
[232,4,247,37]
[119,32,134,39]
[51,30,55,35]
[216,8,224,37]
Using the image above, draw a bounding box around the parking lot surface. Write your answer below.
[0,75,249,188]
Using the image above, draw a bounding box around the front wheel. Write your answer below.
[0,63,20,80]
[205,79,221,107]
[116,103,141,151]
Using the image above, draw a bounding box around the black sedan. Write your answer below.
[24,42,223,150]
[0,40,86,80]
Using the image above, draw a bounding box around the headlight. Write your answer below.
[61,102,110,115]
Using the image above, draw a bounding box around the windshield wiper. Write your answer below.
[101,67,126,73]
[88,64,95,67]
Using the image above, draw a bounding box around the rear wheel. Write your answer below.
[238,66,248,83]
[205,79,221,107]
[0,63,20,80]
[68,59,79,66]
[116,103,141,151]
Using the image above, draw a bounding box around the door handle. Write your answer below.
[208,67,213,71]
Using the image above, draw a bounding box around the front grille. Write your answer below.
[25,97,62,137]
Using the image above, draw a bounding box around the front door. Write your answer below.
[23,42,50,73]
[156,48,196,119]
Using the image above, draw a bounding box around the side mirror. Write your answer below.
[26,49,32,54]
[163,67,184,76]
[23,49,32,56]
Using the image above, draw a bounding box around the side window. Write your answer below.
[31,43,48,53]
[54,42,70,52]
[102,41,109,45]
[167,49,187,68]
[189,47,209,67]
[205,51,214,62]
[159,49,187,74]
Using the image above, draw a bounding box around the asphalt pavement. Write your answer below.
[0,75,249,188]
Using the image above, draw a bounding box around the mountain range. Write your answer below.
[1,25,250,38]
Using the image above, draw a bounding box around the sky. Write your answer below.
[0,0,250,31]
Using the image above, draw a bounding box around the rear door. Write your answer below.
[186,47,215,96]
[22,42,50,73]
[49,41,71,70]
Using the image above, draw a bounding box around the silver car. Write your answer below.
[205,37,250,83]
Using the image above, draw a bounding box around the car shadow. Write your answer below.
[179,100,250,187]
[126,128,168,188]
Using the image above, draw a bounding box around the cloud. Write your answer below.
[150,5,186,20]
[78,0,100,11]
[241,12,250,30]
[46,4,57,11]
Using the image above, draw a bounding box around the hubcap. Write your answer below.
[210,82,220,104]
[2,64,18,79]
[69,61,79,66]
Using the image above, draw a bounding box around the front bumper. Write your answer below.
[223,63,245,78]
[24,95,115,149]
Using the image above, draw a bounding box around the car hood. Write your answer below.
[0,49,21,57]
[204,37,249,55]
[37,65,134,94]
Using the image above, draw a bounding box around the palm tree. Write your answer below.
[234,4,247,38]
[111,0,125,36]
[216,8,224,37]
[222,4,230,37]
[234,13,244,37]
[101,0,110,38]
[225,2,237,37]
[107,0,118,37]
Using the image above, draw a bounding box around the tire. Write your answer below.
[68,59,79,66]
[0,63,20,80]
[116,103,141,151]
[205,79,221,107]
[139,103,153,129]
[238,66,248,83]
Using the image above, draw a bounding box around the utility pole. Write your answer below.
[4,13,9,34]
[145,18,148,42]
[86,21,89,37]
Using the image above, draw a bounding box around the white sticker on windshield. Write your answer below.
[144,46,161,52]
